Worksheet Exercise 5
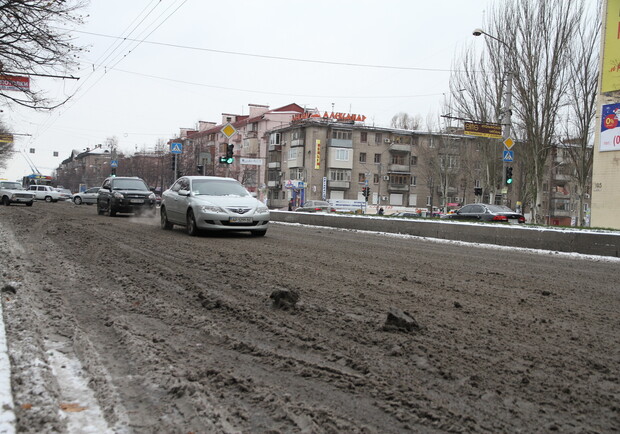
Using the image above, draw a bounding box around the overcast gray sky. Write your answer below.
[0,0,599,182]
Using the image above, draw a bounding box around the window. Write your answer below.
[410,176,417,186]
[332,130,352,140]
[269,133,281,145]
[53,151,59,157]
[359,152,366,163]
[375,133,383,144]
[390,155,406,165]
[390,174,409,185]
[288,148,298,160]
[358,173,366,182]
[374,153,381,164]
[335,149,350,161]
[291,168,304,179]
[329,169,351,181]
[410,155,418,165]
[292,129,302,140]
[29,148,35,154]
[373,174,379,184]
[360,132,368,143]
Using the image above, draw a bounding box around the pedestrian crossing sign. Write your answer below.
[170,142,183,154]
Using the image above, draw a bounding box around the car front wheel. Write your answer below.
[73,196,82,205]
[186,210,199,236]
[160,207,173,230]
[2,196,10,206]
[45,196,52,202]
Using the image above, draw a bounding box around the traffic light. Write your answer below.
[220,144,235,164]
[111,168,116,177]
[362,186,371,200]
[505,166,513,184]
[197,164,204,175]
[170,154,176,171]
[474,187,482,196]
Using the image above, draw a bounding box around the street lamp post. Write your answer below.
[473,28,512,204]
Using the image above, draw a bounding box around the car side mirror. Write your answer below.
[178,189,190,197]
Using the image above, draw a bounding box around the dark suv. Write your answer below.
[97,176,157,217]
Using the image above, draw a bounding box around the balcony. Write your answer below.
[389,143,411,153]
[267,180,281,188]
[387,184,410,193]
[388,164,410,173]
[328,180,350,190]
[550,209,572,217]
[291,138,305,147]
[268,144,282,152]
[268,161,281,170]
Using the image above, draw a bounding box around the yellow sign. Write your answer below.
[0,134,14,143]
[315,140,321,169]
[602,0,620,93]
[504,138,515,149]
[220,123,237,138]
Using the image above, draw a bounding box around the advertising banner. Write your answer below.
[600,102,620,151]
[601,0,620,93]
[0,75,30,91]
[463,122,502,139]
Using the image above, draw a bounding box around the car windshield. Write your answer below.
[191,179,249,197]
[112,179,148,190]
[0,182,23,190]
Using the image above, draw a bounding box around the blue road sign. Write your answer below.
[171,142,183,154]
[503,150,514,162]
[110,160,118,168]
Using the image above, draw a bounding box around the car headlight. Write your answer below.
[113,192,124,199]
[148,193,156,199]
[199,205,226,213]
[256,205,269,213]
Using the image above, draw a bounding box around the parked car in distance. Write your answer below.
[160,176,270,236]
[392,212,423,218]
[72,187,100,205]
[295,200,336,213]
[0,180,35,206]
[97,176,157,217]
[55,188,72,201]
[443,203,525,224]
[27,184,63,202]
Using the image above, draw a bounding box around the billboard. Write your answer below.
[601,0,620,93]
[0,75,30,91]
[600,103,620,151]
[463,122,502,139]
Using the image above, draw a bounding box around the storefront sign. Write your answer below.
[292,111,367,122]
[315,140,321,169]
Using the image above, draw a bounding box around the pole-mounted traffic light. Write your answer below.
[505,166,513,184]
[197,165,204,175]
[171,154,176,171]
[220,144,235,164]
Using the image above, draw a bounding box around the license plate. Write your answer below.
[229,217,252,223]
[130,199,144,204]
[508,218,519,224]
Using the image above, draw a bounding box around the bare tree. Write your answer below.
[0,119,13,170]
[449,0,590,223]
[390,112,422,130]
[560,11,600,226]
[0,0,86,109]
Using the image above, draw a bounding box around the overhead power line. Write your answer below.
[71,29,458,73]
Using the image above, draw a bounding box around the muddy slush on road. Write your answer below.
[0,202,618,432]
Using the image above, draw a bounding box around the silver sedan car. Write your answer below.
[72,187,100,205]
[160,176,270,236]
